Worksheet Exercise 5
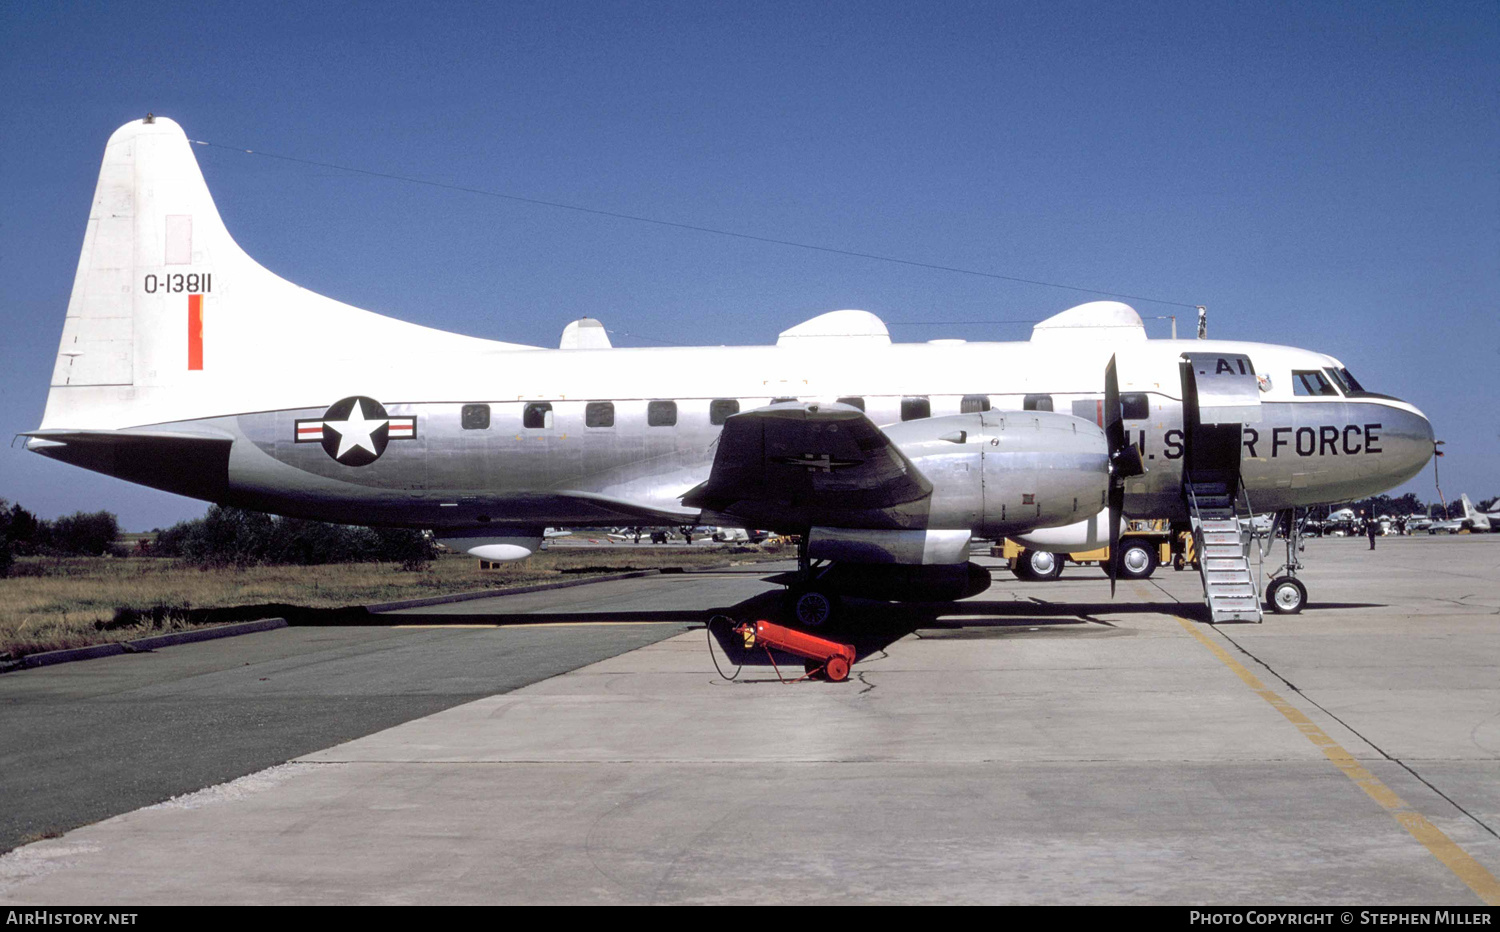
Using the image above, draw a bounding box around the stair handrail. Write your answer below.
[1237,477,1266,595]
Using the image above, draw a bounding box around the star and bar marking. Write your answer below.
[296,396,416,466]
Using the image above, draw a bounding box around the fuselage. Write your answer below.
[87,332,1431,533]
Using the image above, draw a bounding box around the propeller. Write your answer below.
[1105,355,1146,596]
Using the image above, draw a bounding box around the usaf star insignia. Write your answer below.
[295,396,417,466]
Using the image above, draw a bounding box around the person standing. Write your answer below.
[1366,511,1378,550]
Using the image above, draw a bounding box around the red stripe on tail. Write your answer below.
[187,294,203,370]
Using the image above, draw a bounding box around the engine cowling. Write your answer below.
[883,410,1109,542]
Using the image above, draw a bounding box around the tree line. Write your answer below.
[153,506,434,569]
[0,501,120,575]
[0,500,434,576]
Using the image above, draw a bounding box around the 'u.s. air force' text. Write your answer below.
[1157,424,1383,460]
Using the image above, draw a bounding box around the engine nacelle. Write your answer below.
[883,410,1109,541]
[1011,511,1123,553]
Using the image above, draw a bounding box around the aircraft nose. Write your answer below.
[1377,399,1434,488]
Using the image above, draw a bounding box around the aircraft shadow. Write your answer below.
[704,591,1146,669]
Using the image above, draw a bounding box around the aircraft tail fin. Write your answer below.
[39,116,535,433]
[48,116,231,397]
[1460,494,1476,518]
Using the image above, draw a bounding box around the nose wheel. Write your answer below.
[1266,576,1306,614]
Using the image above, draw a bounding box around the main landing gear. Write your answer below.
[1265,508,1308,615]
[784,535,841,628]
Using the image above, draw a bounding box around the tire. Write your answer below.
[1266,576,1307,615]
[824,656,851,682]
[1113,540,1157,580]
[1015,549,1062,581]
[788,588,840,628]
[1172,553,1186,572]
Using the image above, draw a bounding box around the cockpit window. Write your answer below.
[1339,368,1366,393]
[1292,370,1338,397]
[1324,368,1350,394]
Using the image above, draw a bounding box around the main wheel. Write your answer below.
[788,588,840,627]
[1114,540,1158,580]
[1266,576,1307,615]
[1014,549,1062,581]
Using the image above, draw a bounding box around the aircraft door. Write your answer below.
[1179,352,1262,489]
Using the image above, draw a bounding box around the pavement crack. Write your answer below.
[1148,579,1184,604]
[1208,625,1500,844]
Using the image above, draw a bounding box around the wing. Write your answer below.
[681,402,932,530]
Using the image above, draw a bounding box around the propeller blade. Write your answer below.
[1104,355,1126,454]
[1108,481,1123,598]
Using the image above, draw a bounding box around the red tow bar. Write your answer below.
[733,619,856,682]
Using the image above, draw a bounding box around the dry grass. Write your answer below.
[0,545,782,660]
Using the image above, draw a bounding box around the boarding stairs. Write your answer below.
[1186,474,1263,623]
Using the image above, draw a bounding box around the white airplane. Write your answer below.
[26,117,1436,622]
[1403,513,1433,533]
[1455,495,1495,533]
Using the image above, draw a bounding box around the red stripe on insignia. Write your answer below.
[187,294,203,370]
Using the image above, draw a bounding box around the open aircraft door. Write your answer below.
[1179,352,1261,491]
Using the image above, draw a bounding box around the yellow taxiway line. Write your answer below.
[1175,614,1500,906]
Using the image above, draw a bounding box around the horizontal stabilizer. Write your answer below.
[23,429,232,502]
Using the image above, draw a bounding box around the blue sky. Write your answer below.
[1,1,1495,529]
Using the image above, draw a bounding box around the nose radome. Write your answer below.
[1381,400,1435,488]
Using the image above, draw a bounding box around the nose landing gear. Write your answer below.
[1265,508,1308,615]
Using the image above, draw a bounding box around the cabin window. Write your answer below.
[1120,393,1150,420]
[1292,370,1337,397]
[523,403,553,429]
[901,396,931,421]
[1023,394,1053,412]
[709,399,739,425]
[836,396,865,411]
[461,404,490,430]
[960,394,990,413]
[647,400,677,427]
[585,402,614,428]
